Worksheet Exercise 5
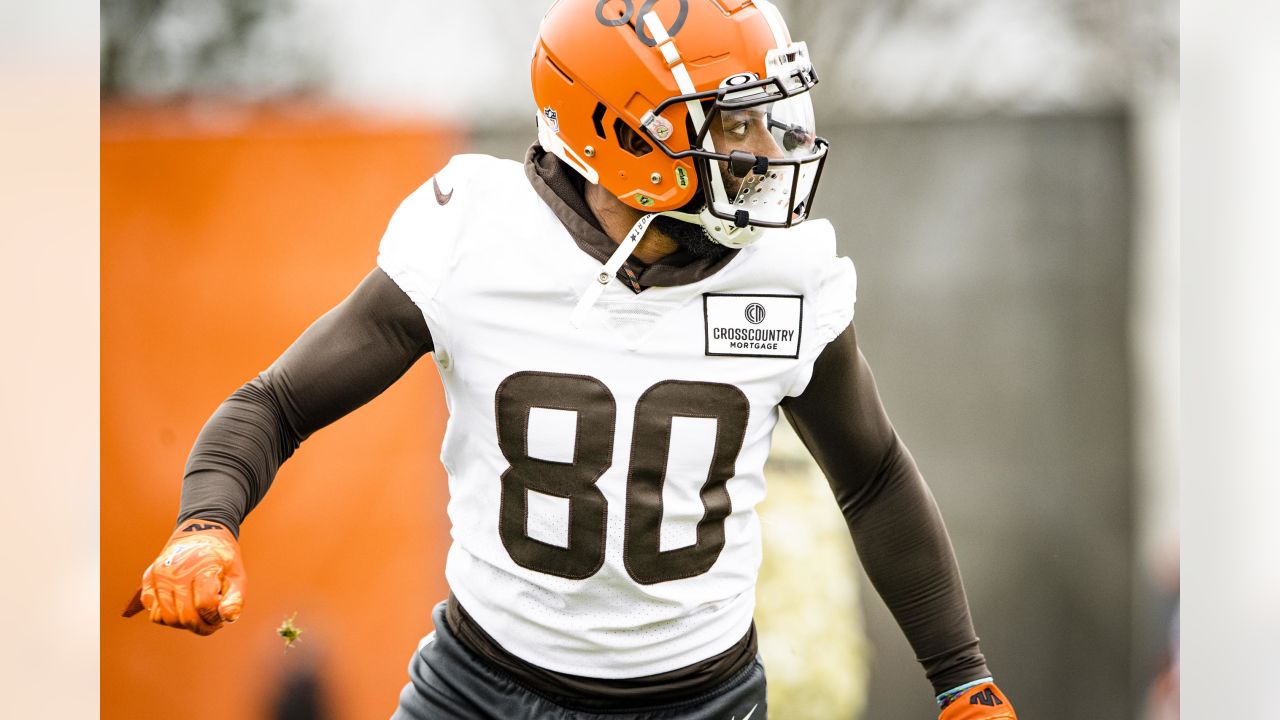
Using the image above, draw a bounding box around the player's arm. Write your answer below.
[780,324,1015,718]
[125,267,433,634]
[177,267,433,535]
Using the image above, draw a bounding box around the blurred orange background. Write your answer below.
[101,105,461,719]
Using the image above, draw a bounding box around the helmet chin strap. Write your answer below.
[657,207,762,249]
[571,10,782,327]
[570,213,659,328]
[641,11,750,248]
[570,203,763,327]
[657,209,700,224]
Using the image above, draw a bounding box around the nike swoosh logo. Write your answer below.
[731,704,758,720]
[433,176,453,205]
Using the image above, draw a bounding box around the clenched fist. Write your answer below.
[123,520,246,636]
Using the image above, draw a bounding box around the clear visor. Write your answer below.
[705,92,822,225]
[638,43,828,229]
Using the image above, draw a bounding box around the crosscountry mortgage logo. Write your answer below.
[704,293,802,358]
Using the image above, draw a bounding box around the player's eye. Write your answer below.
[727,121,749,138]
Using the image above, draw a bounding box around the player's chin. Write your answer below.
[652,215,730,260]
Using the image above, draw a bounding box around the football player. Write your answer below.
[126,1,1018,718]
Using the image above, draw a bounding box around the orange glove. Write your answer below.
[938,681,1017,720]
[122,520,246,636]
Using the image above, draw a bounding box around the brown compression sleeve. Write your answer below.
[780,324,991,695]
[177,268,433,537]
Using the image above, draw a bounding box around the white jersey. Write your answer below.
[377,153,856,678]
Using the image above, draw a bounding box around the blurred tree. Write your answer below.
[101,0,1176,119]
[101,0,327,99]
[757,419,870,719]
[775,0,1174,118]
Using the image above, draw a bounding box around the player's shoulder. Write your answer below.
[376,153,544,303]
[736,217,857,353]
[384,152,532,237]
[390,153,525,212]
[752,217,840,261]
[729,217,854,291]
[429,153,529,203]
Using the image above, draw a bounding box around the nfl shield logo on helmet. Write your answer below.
[543,106,560,133]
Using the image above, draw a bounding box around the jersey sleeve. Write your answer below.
[785,219,858,397]
[375,155,474,307]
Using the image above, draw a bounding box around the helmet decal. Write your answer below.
[542,107,560,134]
[721,72,759,88]
[595,0,689,46]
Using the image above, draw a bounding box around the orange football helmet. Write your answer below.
[532,0,827,248]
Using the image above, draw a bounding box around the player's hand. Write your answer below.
[122,520,246,636]
[938,681,1017,720]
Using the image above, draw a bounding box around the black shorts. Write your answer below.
[392,601,768,719]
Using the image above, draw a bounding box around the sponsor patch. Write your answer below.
[704,293,802,358]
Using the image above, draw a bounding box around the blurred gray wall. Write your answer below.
[473,114,1134,720]
[824,116,1133,720]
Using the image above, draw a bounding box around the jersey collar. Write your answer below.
[524,144,739,293]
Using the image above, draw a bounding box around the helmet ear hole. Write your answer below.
[613,119,653,158]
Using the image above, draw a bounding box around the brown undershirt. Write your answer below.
[176,145,990,704]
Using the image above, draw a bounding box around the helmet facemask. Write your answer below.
[639,42,828,248]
